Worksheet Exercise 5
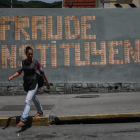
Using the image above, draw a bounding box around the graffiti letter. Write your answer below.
[64,16,80,40]
[2,45,16,68]
[36,44,50,67]
[60,43,74,67]
[81,16,96,40]
[47,16,62,40]
[75,42,90,66]
[91,41,106,65]
[15,17,30,40]
[0,17,14,40]
[32,16,46,40]
[51,44,57,68]
[108,41,123,65]
[124,40,140,63]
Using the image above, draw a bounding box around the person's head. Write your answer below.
[26,46,33,60]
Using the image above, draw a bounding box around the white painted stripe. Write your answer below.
[120,4,131,8]
[132,0,140,7]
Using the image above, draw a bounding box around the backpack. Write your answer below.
[36,72,44,88]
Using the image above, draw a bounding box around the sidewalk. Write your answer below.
[0,92,140,127]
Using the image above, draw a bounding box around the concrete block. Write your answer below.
[57,83,64,87]
[122,84,131,91]
[7,87,14,91]
[88,84,98,88]
[98,88,108,93]
[5,83,18,87]
[115,83,122,92]
[108,83,115,93]
[49,86,56,92]
[15,91,26,95]
[130,84,135,90]
[72,87,80,91]
[0,92,5,96]
[3,83,10,87]
[0,83,4,86]
[65,83,72,94]
[17,87,24,92]
[122,83,131,88]
[18,83,23,87]
[98,84,103,88]
[17,90,25,93]
[0,87,3,92]
[49,91,57,94]
[72,91,81,94]
[83,89,91,93]
[108,88,115,93]
[3,87,7,91]
[82,83,88,88]
[73,83,82,88]
[90,88,98,92]
[87,83,92,88]
[57,92,65,94]
[121,89,133,92]
[91,83,98,88]
[56,87,64,92]
[103,84,108,88]
[108,83,115,87]
[133,83,140,91]
[3,91,13,96]
[121,83,135,92]
[115,88,122,92]
[37,87,44,94]
[44,89,50,93]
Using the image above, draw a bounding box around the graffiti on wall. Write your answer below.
[0,16,140,68]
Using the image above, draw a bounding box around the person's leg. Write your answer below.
[20,84,38,123]
[32,95,43,114]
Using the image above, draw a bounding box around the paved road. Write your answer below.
[1,122,140,140]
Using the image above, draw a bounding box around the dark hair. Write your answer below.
[26,46,33,55]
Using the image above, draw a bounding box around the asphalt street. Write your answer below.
[1,122,140,140]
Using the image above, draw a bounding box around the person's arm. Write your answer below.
[41,72,50,88]
[9,62,23,82]
[9,72,20,82]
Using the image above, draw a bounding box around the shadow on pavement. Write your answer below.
[2,116,33,132]
[15,125,32,133]
[15,117,33,133]
[2,116,20,130]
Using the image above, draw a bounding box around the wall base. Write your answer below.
[0,82,140,95]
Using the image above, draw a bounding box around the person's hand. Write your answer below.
[8,76,13,82]
[47,82,50,89]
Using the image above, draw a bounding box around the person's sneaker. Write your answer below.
[34,112,43,117]
[17,121,25,127]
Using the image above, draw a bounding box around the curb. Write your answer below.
[1,113,140,127]
[0,116,50,127]
[54,112,140,124]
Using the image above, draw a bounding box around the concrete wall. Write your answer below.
[0,8,140,86]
